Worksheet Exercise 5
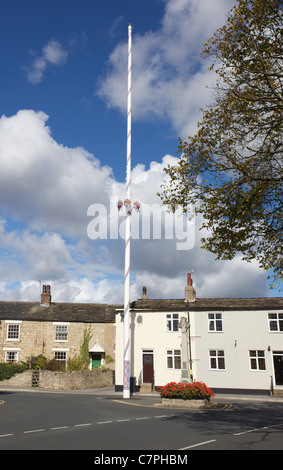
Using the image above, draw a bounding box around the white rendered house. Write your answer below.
[115,276,283,395]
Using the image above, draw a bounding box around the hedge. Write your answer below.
[0,362,29,381]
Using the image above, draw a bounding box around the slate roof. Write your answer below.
[129,297,283,312]
[0,297,282,323]
[0,301,118,323]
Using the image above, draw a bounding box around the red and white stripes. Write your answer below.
[123,24,132,399]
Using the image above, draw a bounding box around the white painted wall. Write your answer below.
[115,310,185,387]
[193,309,283,391]
[115,307,283,392]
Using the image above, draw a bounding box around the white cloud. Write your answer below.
[0,219,71,279]
[97,0,235,137]
[0,109,271,303]
[25,39,68,84]
[0,110,114,237]
[0,1,275,303]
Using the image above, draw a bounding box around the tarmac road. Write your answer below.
[1,387,283,453]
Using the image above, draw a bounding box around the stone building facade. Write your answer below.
[0,286,117,370]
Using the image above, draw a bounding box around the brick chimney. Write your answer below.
[41,285,51,307]
[185,273,196,303]
[141,286,148,300]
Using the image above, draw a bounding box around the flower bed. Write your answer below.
[157,381,215,401]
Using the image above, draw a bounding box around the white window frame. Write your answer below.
[52,348,69,366]
[53,322,69,342]
[208,313,223,332]
[249,350,266,371]
[5,321,22,341]
[166,313,179,332]
[167,349,182,369]
[4,348,20,363]
[268,313,283,332]
[209,349,226,370]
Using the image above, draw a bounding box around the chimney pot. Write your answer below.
[185,273,196,303]
[41,284,51,307]
[141,286,148,300]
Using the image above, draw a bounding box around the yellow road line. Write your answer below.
[112,399,154,408]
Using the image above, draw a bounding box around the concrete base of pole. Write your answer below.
[123,390,130,399]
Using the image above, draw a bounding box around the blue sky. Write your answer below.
[0,0,280,303]
[1,0,177,180]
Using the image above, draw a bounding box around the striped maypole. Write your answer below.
[123,23,132,399]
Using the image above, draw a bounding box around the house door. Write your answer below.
[273,352,283,385]
[142,350,154,383]
[92,354,101,369]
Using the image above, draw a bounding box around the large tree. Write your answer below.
[159,0,282,288]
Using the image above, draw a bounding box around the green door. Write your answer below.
[92,354,101,369]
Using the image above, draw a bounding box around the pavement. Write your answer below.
[1,385,283,404]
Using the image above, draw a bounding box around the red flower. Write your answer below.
[158,381,215,400]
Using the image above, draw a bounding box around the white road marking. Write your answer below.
[50,426,69,430]
[24,429,45,434]
[74,423,92,427]
[234,423,283,436]
[234,427,267,436]
[179,439,217,450]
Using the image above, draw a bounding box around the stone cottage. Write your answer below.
[0,285,116,370]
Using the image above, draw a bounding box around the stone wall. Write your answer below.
[0,369,114,390]
[0,370,33,388]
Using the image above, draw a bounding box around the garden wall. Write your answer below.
[0,369,114,390]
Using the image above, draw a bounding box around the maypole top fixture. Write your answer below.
[117,199,141,215]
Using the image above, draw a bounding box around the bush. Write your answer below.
[67,326,93,371]
[29,355,65,371]
[0,362,29,381]
[67,355,84,371]
[30,355,47,370]
[45,358,66,371]
[157,381,215,401]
